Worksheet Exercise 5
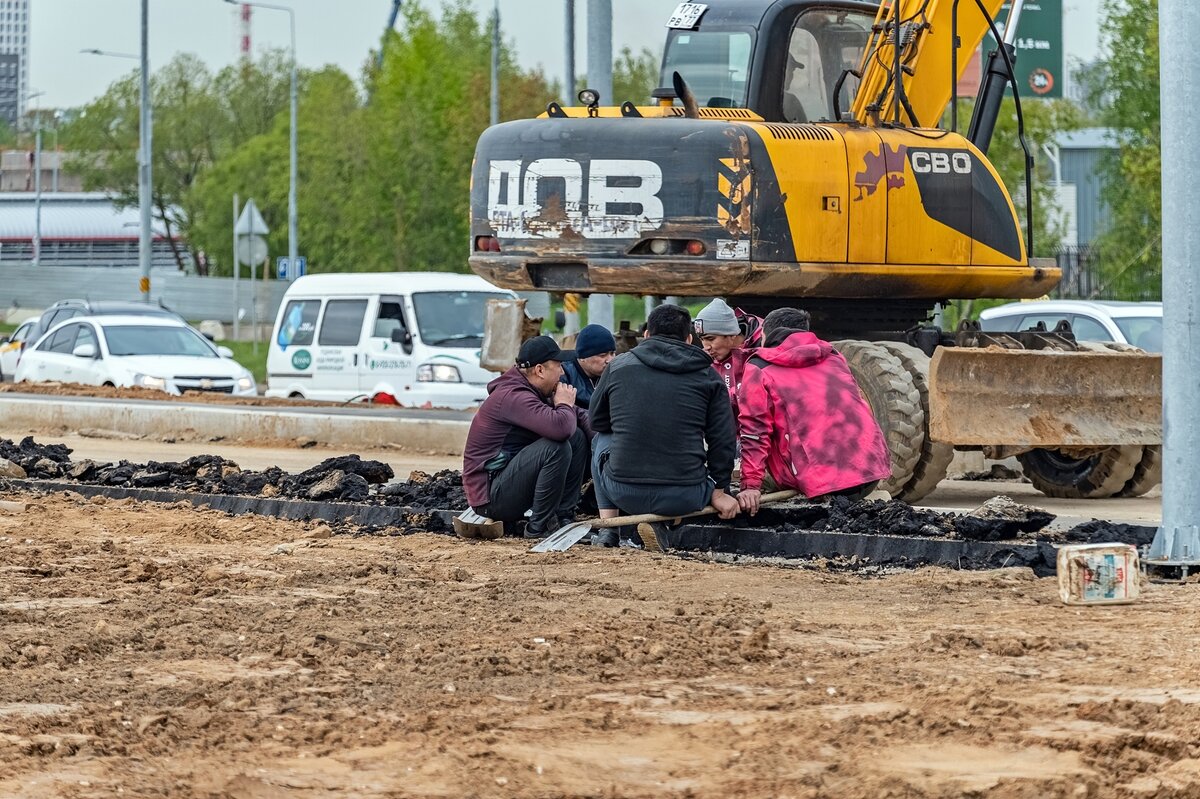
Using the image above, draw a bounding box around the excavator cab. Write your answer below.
[656,3,876,122]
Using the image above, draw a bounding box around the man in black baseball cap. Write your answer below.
[462,336,592,538]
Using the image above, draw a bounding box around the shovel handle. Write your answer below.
[589,490,797,529]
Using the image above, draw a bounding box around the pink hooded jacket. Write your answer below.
[737,331,891,497]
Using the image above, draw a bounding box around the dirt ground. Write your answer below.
[1,491,1198,798]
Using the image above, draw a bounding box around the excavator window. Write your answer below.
[783,10,873,123]
[660,29,754,108]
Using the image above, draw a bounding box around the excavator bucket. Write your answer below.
[928,347,1162,447]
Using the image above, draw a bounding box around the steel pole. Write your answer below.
[564,0,575,104]
[287,7,298,282]
[586,0,614,332]
[139,0,153,301]
[490,1,500,126]
[32,127,41,266]
[1150,0,1200,564]
[233,193,241,340]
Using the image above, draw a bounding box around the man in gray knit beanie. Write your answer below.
[693,298,762,420]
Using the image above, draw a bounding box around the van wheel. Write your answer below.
[289,392,304,399]
[103,382,115,388]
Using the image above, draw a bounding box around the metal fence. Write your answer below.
[1052,245,1161,302]
[0,265,288,324]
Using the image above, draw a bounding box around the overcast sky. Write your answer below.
[31,1,1101,110]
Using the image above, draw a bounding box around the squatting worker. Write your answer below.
[462,336,591,539]
[693,298,763,421]
[736,308,891,516]
[560,324,616,409]
[588,304,739,545]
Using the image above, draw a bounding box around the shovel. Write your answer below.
[531,490,798,553]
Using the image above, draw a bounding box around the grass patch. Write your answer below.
[216,339,268,385]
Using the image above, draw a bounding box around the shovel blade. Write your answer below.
[530,521,595,553]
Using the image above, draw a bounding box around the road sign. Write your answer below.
[277,256,307,280]
[235,199,270,236]
[988,0,1064,99]
[235,235,268,265]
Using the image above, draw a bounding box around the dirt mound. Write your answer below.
[1063,519,1158,548]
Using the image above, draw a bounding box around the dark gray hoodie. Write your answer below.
[589,336,736,489]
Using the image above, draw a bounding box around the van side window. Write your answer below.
[277,300,321,347]
[372,295,408,338]
[318,300,368,346]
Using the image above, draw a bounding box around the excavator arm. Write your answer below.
[852,0,1006,127]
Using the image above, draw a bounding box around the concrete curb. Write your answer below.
[0,394,471,455]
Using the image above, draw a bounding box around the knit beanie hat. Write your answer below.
[694,298,740,335]
[574,324,617,359]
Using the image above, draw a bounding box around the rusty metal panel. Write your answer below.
[928,348,1162,446]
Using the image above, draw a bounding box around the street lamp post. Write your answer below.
[25,90,44,267]
[225,0,298,281]
[81,37,151,301]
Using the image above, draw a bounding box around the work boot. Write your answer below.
[522,524,550,540]
[591,529,619,548]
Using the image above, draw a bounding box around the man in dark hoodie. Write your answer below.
[462,336,591,538]
[588,304,739,544]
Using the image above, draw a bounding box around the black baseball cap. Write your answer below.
[516,336,577,368]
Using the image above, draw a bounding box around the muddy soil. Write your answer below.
[0,491,1197,798]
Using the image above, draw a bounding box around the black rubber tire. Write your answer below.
[876,342,954,503]
[832,340,923,497]
[1017,446,1143,499]
[1117,445,1162,497]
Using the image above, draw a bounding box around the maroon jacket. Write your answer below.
[710,309,763,421]
[737,331,891,497]
[463,366,590,508]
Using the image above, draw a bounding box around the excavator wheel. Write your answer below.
[832,340,923,497]
[1016,446,1143,500]
[876,342,954,503]
[1117,445,1162,498]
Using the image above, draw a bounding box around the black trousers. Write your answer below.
[476,428,588,534]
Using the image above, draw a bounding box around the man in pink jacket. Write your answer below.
[736,308,891,514]
[693,298,762,422]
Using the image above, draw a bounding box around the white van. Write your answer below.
[265,272,515,408]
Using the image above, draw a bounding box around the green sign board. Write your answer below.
[989,0,1064,99]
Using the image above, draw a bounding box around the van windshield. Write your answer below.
[412,291,509,347]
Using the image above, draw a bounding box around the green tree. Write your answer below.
[1089,0,1161,298]
[612,46,661,105]
[66,51,293,270]
[357,1,553,272]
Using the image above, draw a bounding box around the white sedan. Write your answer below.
[15,315,258,396]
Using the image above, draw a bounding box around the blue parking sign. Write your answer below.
[295,256,306,277]
[277,256,289,280]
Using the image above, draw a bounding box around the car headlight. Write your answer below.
[417,364,462,383]
[237,376,255,391]
[134,374,167,390]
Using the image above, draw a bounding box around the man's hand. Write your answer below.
[711,489,740,520]
[553,382,577,407]
[737,488,761,516]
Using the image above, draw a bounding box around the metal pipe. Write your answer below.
[32,127,40,266]
[233,193,241,340]
[139,0,152,300]
[586,0,614,332]
[564,0,575,104]
[490,0,500,126]
[1150,0,1200,565]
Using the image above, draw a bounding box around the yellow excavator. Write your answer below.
[468,0,1161,501]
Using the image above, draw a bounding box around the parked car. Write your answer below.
[15,315,257,396]
[979,300,1163,352]
[265,272,516,407]
[29,300,183,345]
[0,317,39,380]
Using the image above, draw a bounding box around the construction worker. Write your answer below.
[560,324,616,409]
[588,304,739,545]
[693,298,763,420]
[462,336,591,539]
[736,308,891,515]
